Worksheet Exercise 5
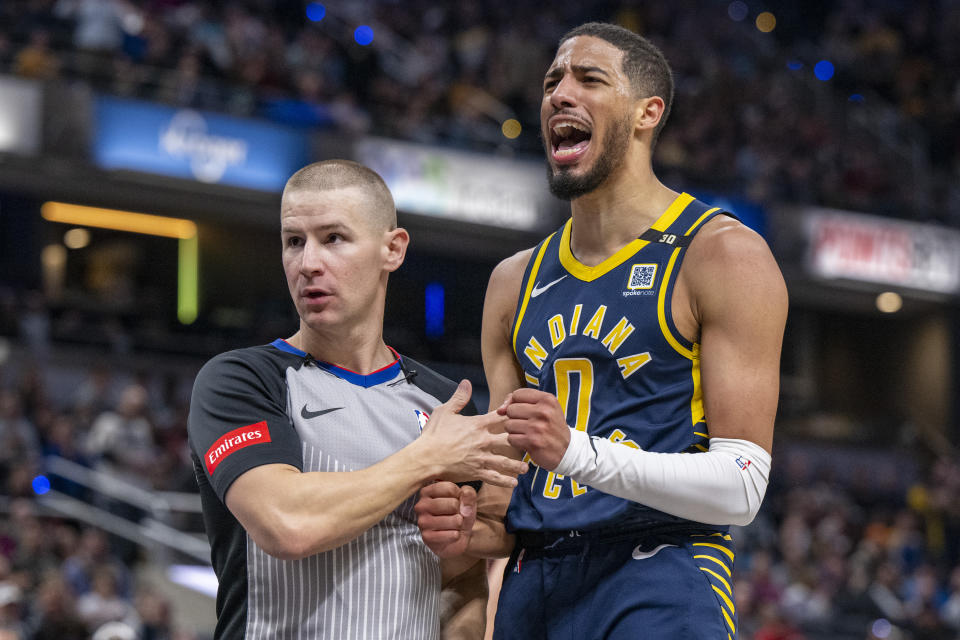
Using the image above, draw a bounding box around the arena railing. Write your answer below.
[39,454,210,564]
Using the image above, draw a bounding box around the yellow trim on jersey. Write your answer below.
[684,207,721,235]
[720,601,736,633]
[656,247,693,359]
[656,205,720,359]
[691,342,704,426]
[700,567,732,595]
[694,431,709,439]
[512,233,557,355]
[713,585,735,616]
[692,542,734,562]
[694,554,732,577]
[557,193,695,282]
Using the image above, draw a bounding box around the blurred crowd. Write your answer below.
[1,0,959,225]
[0,347,201,639]
[0,505,196,640]
[733,455,960,640]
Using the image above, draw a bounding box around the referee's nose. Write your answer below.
[299,237,328,277]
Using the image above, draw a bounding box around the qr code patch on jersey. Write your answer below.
[627,264,658,290]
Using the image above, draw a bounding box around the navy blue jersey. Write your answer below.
[507,193,732,532]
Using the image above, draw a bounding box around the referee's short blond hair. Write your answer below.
[282,159,397,231]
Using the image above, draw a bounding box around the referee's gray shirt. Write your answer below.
[188,339,477,639]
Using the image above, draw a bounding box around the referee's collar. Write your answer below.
[271,339,403,388]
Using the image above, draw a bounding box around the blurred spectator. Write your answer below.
[0,582,27,639]
[85,383,156,484]
[76,565,139,631]
[13,29,60,79]
[134,587,174,640]
[62,528,132,599]
[24,570,88,640]
[0,391,41,476]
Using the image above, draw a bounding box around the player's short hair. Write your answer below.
[560,22,674,144]
[283,159,397,230]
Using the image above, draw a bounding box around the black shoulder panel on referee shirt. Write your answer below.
[187,343,308,640]
[188,343,307,502]
[399,355,479,417]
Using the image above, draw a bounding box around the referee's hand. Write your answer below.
[418,379,528,488]
[414,481,475,558]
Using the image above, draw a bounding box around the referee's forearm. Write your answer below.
[230,444,440,559]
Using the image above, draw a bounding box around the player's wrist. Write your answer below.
[554,428,594,476]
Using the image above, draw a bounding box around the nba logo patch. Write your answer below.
[627,264,658,290]
[414,409,430,432]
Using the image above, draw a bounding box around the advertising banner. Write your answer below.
[94,97,311,192]
[355,137,556,231]
[804,208,960,295]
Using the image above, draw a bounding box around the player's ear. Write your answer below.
[633,96,665,136]
[383,227,409,272]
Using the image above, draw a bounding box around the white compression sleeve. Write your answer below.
[554,431,771,526]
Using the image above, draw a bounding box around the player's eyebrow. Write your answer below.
[544,65,613,82]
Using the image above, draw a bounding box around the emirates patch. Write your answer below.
[205,421,271,475]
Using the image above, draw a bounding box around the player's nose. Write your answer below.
[550,73,580,110]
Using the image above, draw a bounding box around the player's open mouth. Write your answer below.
[550,119,592,164]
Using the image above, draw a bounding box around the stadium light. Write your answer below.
[876,291,902,313]
[41,202,199,324]
[354,25,374,45]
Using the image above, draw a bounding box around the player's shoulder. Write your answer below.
[397,355,478,416]
[689,214,777,272]
[485,246,538,325]
[490,246,537,287]
[686,213,787,304]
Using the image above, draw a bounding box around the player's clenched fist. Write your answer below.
[498,388,571,471]
[414,481,476,558]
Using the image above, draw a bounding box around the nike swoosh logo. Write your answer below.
[530,275,567,298]
[301,405,344,420]
[631,543,677,560]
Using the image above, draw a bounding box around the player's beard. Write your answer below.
[545,113,633,201]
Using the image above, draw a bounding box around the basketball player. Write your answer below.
[187,160,527,639]
[415,23,788,639]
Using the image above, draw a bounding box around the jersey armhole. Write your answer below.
[657,208,734,359]
[510,232,557,357]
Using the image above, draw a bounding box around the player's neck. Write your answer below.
[289,318,395,374]
[567,169,677,266]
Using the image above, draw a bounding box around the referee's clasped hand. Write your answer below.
[414,481,475,558]
[418,379,529,489]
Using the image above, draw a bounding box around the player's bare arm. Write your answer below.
[226,380,527,560]
[416,249,533,559]
[677,216,787,452]
[439,555,487,640]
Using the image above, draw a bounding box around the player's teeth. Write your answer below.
[552,122,589,136]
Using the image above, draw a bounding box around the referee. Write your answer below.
[188,159,527,639]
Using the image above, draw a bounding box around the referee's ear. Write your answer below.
[383,227,410,273]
